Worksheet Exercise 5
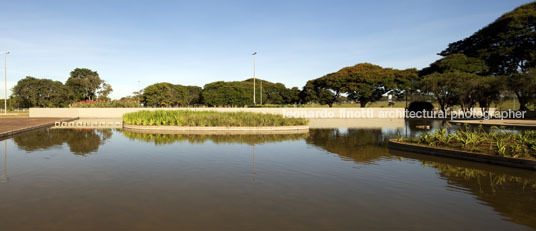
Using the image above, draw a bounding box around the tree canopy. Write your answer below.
[439,2,536,75]
[201,79,297,107]
[302,63,414,107]
[142,82,200,107]
[66,68,108,101]
[12,76,74,108]
[506,68,536,111]
[419,54,488,76]
[419,54,502,111]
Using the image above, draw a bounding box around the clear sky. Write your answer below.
[0,0,533,99]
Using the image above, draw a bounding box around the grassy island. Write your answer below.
[397,126,536,160]
[122,110,308,127]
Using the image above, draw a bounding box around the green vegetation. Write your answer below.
[12,77,74,108]
[12,68,113,108]
[66,68,112,101]
[141,82,202,107]
[440,2,536,76]
[301,63,418,107]
[201,79,299,107]
[122,110,308,126]
[438,2,536,111]
[399,126,536,159]
[9,3,536,110]
[419,54,503,112]
[71,100,140,108]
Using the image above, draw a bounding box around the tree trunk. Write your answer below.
[518,97,528,111]
[516,93,528,111]
[360,101,367,108]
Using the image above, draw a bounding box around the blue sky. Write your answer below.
[0,0,532,99]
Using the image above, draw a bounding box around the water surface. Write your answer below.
[0,123,535,230]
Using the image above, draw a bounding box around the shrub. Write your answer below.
[123,110,308,127]
[72,100,140,108]
[407,101,434,112]
[407,126,536,159]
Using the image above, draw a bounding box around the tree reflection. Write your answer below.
[430,161,536,229]
[308,128,536,229]
[305,129,396,164]
[121,131,308,145]
[13,129,112,155]
[391,149,536,230]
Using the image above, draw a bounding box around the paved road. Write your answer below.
[0,117,70,135]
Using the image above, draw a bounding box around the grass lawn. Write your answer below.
[0,111,29,118]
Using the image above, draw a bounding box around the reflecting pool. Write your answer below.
[0,124,535,230]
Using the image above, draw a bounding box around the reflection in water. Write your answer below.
[305,128,397,163]
[307,128,536,229]
[13,129,112,155]
[2,125,536,230]
[1,140,7,183]
[391,149,536,230]
[122,131,308,145]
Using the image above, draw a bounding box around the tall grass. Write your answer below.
[400,125,536,159]
[123,110,308,127]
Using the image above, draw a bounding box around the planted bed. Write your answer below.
[122,110,309,130]
[390,126,536,169]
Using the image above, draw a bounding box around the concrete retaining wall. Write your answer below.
[388,139,536,170]
[30,107,407,119]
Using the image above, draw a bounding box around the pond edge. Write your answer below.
[0,117,78,139]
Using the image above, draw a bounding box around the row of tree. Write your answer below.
[10,2,536,110]
[138,79,300,107]
[299,2,536,111]
[11,68,113,108]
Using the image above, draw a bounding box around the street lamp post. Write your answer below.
[252,52,257,105]
[1,52,9,115]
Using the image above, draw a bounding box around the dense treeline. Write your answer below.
[201,79,299,107]
[10,2,536,110]
[139,79,299,107]
[11,68,113,108]
[301,2,536,110]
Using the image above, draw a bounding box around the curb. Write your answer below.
[388,139,536,170]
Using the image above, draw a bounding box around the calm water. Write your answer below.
[0,121,535,230]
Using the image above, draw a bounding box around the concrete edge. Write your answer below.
[123,124,309,135]
[0,117,79,138]
[450,120,536,128]
[388,139,536,170]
